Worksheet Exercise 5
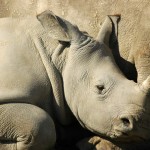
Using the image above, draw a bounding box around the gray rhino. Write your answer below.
[0,10,150,150]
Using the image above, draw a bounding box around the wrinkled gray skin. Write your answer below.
[0,10,150,150]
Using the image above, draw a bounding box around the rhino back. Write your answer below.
[0,18,52,111]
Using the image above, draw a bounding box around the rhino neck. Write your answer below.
[30,27,74,125]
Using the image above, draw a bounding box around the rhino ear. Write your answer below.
[141,75,150,93]
[37,10,83,43]
[37,10,70,41]
[96,15,120,47]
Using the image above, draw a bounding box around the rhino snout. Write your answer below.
[119,116,133,131]
[111,113,150,141]
[113,116,134,136]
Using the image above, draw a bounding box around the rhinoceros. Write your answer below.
[0,10,150,150]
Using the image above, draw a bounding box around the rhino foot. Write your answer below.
[76,136,121,150]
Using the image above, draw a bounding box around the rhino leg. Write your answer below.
[0,103,56,150]
[76,136,122,150]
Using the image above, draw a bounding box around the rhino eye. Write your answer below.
[96,85,106,94]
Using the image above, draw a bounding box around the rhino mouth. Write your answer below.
[107,130,146,142]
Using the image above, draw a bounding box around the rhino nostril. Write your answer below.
[121,117,130,127]
[114,116,134,135]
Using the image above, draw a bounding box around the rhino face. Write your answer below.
[37,10,150,141]
[63,40,150,141]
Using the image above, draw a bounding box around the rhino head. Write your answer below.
[37,10,150,141]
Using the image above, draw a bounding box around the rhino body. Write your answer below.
[0,11,150,150]
[0,17,50,108]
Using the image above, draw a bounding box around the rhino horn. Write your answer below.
[37,10,84,44]
[141,75,150,93]
[96,14,120,46]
